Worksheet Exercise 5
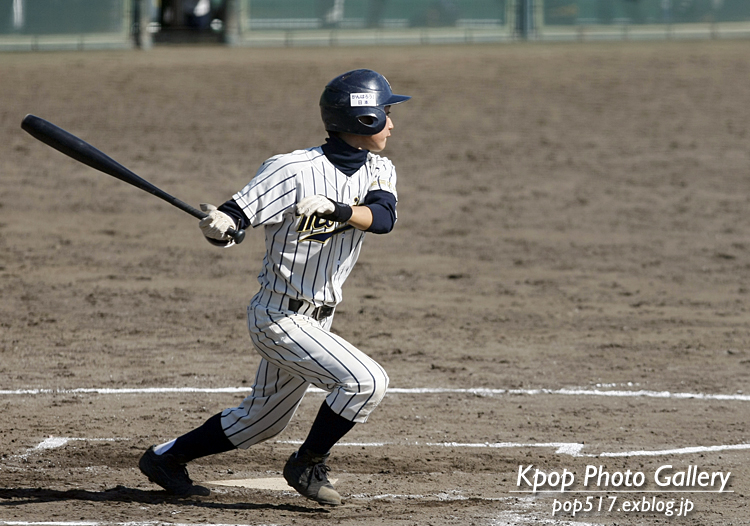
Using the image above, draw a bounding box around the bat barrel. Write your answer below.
[21,114,245,244]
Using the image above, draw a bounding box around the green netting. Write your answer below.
[543,0,750,26]
[245,0,507,29]
[0,0,127,35]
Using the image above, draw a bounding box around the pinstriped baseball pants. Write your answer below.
[220,300,389,449]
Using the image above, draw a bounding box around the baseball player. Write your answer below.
[138,69,410,506]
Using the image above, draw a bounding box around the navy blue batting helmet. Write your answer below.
[320,69,411,136]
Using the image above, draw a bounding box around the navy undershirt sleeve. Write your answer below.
[363,190,397,234]
[200,199,249,247]
[218,199,251,230]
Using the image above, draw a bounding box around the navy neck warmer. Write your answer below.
[321,135,368,176]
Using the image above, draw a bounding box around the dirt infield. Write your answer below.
[1,40,749,525]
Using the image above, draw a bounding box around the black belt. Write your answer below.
[288,298,334,321]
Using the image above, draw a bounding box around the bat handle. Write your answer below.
[227,227,246,244]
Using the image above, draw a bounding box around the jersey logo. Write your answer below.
[297,215,353,243]
[296,197,359,243]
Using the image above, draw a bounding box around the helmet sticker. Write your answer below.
[350,93,378,107]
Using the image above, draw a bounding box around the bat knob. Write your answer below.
[229,228,246,244]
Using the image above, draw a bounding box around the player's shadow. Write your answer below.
[0,485,324,513]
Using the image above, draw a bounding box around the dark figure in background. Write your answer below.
[185,0,213,29]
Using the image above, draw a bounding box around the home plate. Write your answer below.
[207,477,337,491]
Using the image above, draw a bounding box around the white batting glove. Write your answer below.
[199,203,235,241]
[296,195,335,217]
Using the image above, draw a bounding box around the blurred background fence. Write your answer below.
[0,0,749,50]
[539,0,750,40]
[0,0,131,50]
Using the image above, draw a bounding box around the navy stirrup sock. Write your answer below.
[166,413,236,462]
[299,402,356,456]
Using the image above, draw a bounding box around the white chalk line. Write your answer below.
[0,499,583,526]
[276,439,750,458]
[1,385,748,402]
[0,514,598,526]
[0,523,282,526]
[491,513,604,526]
[275,438,587,455]
[6,437,126,461]
[597,442,750,457]
[0,509,601,526]
[13,436,748,461]
[490,496,609,526]
[1,384,744,526]
[5,385,746,460]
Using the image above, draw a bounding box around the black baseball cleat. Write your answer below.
[138,446,211,497]
[283,450,342,506]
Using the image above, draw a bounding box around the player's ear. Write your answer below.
[357,115,376,126]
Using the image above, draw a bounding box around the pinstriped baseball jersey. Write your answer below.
[232,146,398,307]
[140,70,410,503]
[216,144,396,442]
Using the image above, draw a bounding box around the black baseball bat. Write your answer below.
[20,114,245,244]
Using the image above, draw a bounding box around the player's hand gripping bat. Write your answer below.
[20,114,246,244]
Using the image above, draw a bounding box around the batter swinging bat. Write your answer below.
[20,114,246,244]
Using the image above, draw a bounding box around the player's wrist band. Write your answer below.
[322,200,353,223]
